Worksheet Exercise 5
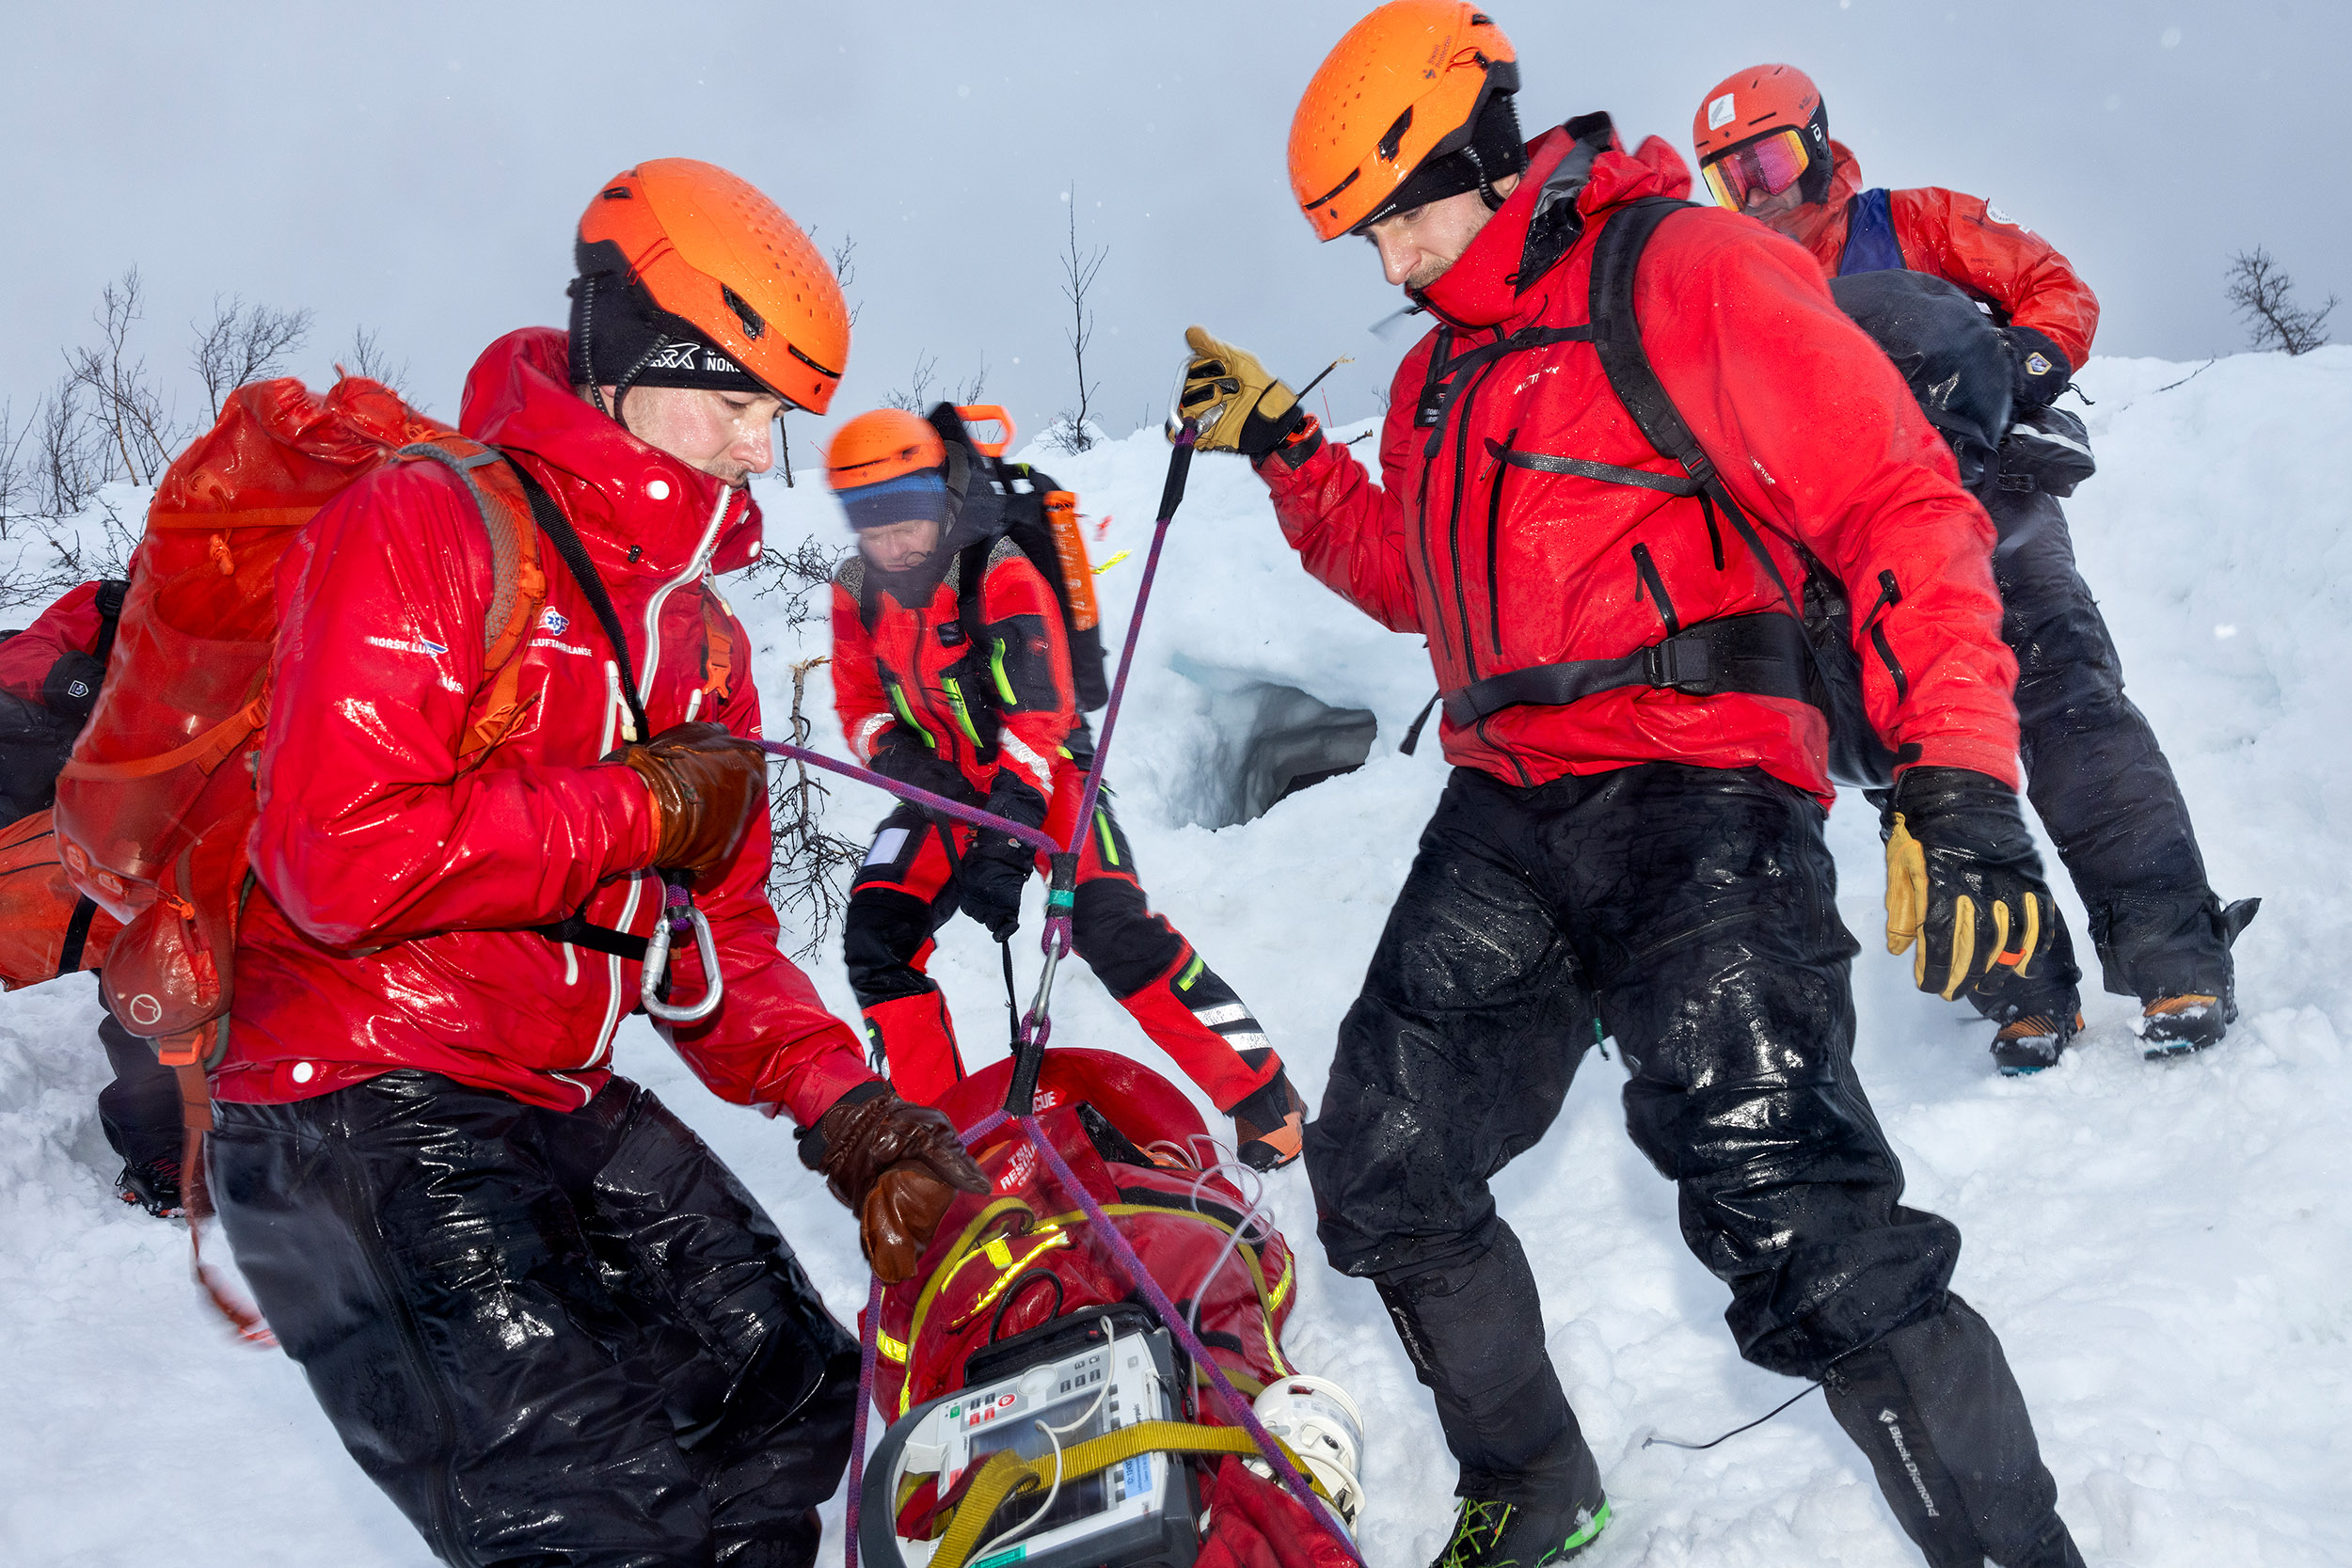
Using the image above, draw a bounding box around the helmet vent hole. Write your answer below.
[722,285,766,340]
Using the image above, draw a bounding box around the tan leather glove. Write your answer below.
[1177,325,1305,457]
[1883,767,2072,1003]
[813,1088,991,1283]
[621,721,768,880]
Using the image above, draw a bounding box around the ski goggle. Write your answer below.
[1700,128,1811,211]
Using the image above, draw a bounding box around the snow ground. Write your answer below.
[3,347,2347,1567]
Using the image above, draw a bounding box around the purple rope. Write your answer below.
[663,879,692,932]
[841,1109,1011,1568]
[1064,425,1194,856]
[759,740,1062,857]
[843,1273,882,1568]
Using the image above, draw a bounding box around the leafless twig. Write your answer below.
[1048,184,1106,454]
[192,295,313,418]
[2227,247,2336,356]
[767,656,866,957]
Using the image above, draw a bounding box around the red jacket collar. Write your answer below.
[456,327,765,580]
[1419,118,1695,330]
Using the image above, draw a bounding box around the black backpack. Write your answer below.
[1417,197,1911,787]
[0,579,128,825]
[925,403,1111,713]
[1829,268,2015,497]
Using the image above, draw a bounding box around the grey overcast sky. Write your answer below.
[3,0,2340,456]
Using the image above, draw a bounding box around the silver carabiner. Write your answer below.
[642,904,724,1024]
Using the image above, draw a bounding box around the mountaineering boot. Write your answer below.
[1991,1012,2081,1076]
[1430,1494,1611,1568]
[2141,993,2230,1059]
[115,1156,184,1218]
[1228,1065,1308,1171]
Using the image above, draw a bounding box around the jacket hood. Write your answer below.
[457,326,765,581]
[1419,114,1692,330]
[1781,140,1866,260]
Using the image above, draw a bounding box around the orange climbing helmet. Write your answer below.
[569,158,850,415]
[1288,2,1525,242]
[824,408,946,491]
[1692,64,1834,209]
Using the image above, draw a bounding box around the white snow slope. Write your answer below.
[3,347,2347,1567]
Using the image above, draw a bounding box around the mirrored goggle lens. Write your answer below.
[1701,128,1810,210]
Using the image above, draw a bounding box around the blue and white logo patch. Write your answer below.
[539,609,571,636]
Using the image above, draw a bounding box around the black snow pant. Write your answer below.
[210,1070,859,1568]
[1990,486,2240,1010]
[96,981,183,1169]
[1304,763,2081,1568]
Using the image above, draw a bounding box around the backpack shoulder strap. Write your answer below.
[954,536,1001,652]
[91,579,130,670]
[394,437,549,759]
[1585,198,1801,618]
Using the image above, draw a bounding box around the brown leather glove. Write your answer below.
[812,1088,991,1283]
[621,721,767,880]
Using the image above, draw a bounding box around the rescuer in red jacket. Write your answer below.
[204,162,986,1568]
[1178,7,2086,1566]
[0,581,187,1215]
[825,407,1308,1169]
[1692,62,2255,1065]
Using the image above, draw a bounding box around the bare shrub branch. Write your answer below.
[65,268,178,486]
[1048,184,1107,455]
[2227,247,2337,356]
[342,325,409,393]
[882,352,940,413]
[192,295,314,417]
[766,656,866,957]
[742,531,850,632]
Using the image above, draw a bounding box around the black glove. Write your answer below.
[957,830,1033,941]
[40,650,105,722]
[1883,767,2074,1002]
[1997,325,2072,413]
[870,732,980,805]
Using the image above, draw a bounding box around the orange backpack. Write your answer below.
[52,374,548,1058]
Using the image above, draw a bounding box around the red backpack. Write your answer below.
[52,374,548,1059]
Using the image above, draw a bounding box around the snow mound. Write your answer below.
[5,349,2349,1565]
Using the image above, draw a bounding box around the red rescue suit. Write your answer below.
[1261,125,2021,800]
[832,540,1284,1116]
[218,326,876,1128]
[1786,141,2099,370]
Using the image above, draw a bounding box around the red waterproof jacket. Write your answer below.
[1261,120,2021,800]
[215,327,876,1125]
[0,581,104,702]
[831,538,1076,824]
[1787,142,2100,370]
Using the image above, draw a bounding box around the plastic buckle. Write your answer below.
[1646,636,1714,692]
[641,904,724,1024]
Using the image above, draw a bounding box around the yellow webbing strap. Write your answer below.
[895,1199,1295,1413]
[929,1422,1295,1568]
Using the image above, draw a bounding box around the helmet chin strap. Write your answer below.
[1463,146,1507,212]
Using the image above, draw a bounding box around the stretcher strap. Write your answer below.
[928,1421,1285,1568]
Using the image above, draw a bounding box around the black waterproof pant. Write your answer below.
[1305,764,2080,1567]
[1991,487,2236,1008]
[96,988,183,1169]
[210,1070,859,1568]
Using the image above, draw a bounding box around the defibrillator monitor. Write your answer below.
[860,1312,1200,1568]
